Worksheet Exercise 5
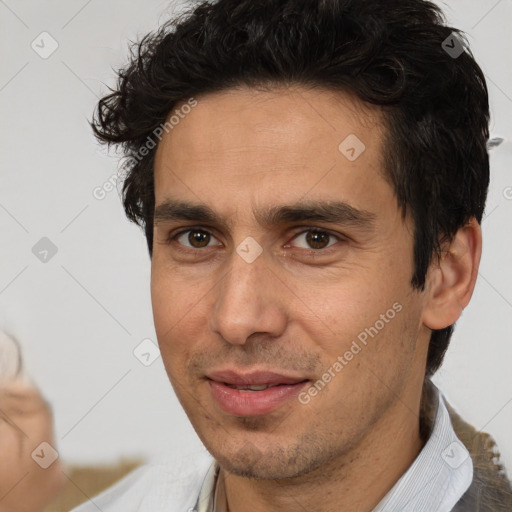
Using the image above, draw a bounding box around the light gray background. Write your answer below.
[1,0,511,471]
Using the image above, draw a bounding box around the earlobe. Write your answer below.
[422,218,482,331]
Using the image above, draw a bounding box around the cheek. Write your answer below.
[151,267,210,372]
[151,271,185,369]
[291,274,393,345]
[294,270,419,375]
[151,262,193,334]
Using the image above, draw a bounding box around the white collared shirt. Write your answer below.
[195,387,473,512]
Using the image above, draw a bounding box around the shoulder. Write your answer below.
[70,451,214,512]
[446,399,512,511]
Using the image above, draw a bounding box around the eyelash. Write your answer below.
[167,227,344,254]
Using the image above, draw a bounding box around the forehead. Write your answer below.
[160,85,383,158]
[153,85,390,217]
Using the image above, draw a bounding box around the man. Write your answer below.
[73,0,511,510]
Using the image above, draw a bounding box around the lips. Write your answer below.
[223,383,279,391]
[206,369,309,416]
[207,369,307,387]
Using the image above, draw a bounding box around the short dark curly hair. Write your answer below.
[92,0,490,377]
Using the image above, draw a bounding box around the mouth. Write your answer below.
[222,383,289,391]
[205,369,310,416]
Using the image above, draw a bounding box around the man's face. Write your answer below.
[151,86,431,479]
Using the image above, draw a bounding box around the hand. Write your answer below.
[0,381,65,512]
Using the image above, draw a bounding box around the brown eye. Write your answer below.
[305,230,331,249]
[290,229,339,250]
[174,229,221,249]
[188,230,210,248]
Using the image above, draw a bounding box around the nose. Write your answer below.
[208,248,288,345]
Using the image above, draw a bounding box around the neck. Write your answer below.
[220,383,432,512]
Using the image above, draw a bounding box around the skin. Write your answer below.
[0,381,65,512]
[151,85,481,512]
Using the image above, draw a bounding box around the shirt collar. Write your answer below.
[196,384,473,512]
[373,384,473,511]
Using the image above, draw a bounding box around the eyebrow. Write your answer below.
[153,199,376,232]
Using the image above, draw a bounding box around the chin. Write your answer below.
[211,436,331,481]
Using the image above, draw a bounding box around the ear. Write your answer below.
[422,218,482,330]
